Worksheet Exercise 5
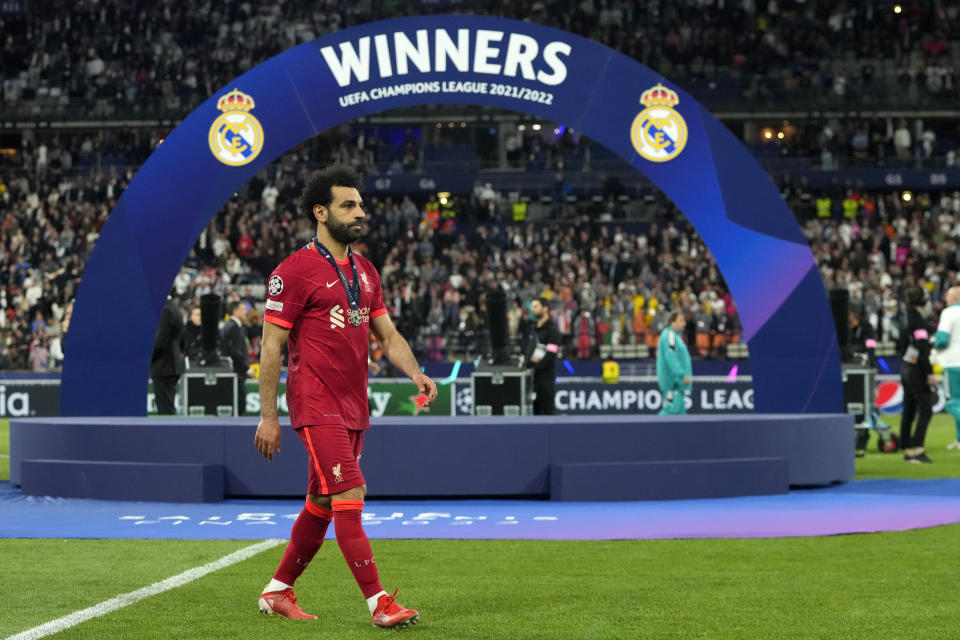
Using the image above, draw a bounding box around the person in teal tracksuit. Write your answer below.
[934,286,960,450]
[657,310,693,415]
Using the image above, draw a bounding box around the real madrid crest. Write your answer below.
[209,88,264,166]
[630,83,687,163]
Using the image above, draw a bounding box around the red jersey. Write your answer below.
[263,242,386,430]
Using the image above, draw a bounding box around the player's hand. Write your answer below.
[412,372,438,407]
[927,374,937,386]
[683,376,692,385]
[254,417,282,461]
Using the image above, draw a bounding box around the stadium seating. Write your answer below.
[1,1,957,372]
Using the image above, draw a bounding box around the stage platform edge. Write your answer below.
[10,414,854,502]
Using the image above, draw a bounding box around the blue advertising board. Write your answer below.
[61,16,840,416]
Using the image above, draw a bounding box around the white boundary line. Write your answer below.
[4,538,284,640]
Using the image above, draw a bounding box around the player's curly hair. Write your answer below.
[300,165,363,220]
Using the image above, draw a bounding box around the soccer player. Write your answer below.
[656,310,692,415]
[253,165,437,629]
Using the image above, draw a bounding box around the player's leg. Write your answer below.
[327,428,418,628]
[899,370,918,458]
[154,375,177,415]
[258,428,334,620]
[660,388,684,415]
[911,389,934,462]
[539,383,557,415]
[944,368,960,448]
[674,387,687,415]
[658,388,675,415]
[533,382,555,415]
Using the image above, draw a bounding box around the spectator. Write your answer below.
[28,335,48,371]
[893,120,912,161]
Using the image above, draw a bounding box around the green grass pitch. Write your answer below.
[1,415,959,639]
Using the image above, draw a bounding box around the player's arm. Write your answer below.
[681,341,693,387]
[934,310,951,350]
[534,323,561,373]
[254,320,289,461]
[665,332,687,386]
[371,312,437,406]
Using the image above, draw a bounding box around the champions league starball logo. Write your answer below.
[630,83,687,163]
[208,88,264,166]
[455,386,473,416]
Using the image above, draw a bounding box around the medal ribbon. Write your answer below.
[312,237,361,319]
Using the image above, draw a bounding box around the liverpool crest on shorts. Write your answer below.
[630,83,687,163]
[209,88,264,166]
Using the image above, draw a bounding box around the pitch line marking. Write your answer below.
[4,538,284,640]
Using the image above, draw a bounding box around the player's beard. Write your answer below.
[325,216,365,245]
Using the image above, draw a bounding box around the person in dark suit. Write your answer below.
[151,293,185,414]
[221,300,251,415]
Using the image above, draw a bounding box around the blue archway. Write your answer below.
[61,16,841,415]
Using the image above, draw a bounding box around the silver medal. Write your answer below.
[348,309,363,326]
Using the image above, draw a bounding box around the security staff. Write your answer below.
[898,286,935,463]
[657,310,692,415]
[526,297,561,415]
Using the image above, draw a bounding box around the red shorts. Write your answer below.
[295,424,366,496]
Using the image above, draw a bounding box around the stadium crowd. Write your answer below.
[2,0,960,370]
[3,134,960,371]
[5,106,959,192]
[2,0,959,117]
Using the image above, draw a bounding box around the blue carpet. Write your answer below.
[1,479,958,541]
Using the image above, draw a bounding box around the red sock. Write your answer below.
[273,499,332,586]
[332,499,384,598]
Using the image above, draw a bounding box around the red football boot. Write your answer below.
[371,589,419,629]
[258,588,318,619]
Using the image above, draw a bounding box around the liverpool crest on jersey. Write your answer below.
[209,88,264,166]
[630,83,687,163]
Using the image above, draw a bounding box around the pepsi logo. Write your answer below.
[875,380,946,415]
[875,381,903,415]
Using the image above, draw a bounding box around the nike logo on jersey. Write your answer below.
[326,280,338,288]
